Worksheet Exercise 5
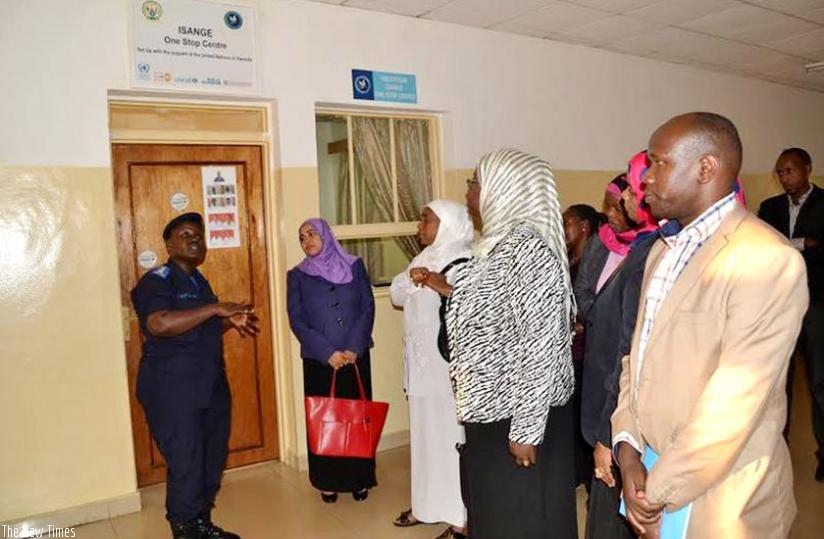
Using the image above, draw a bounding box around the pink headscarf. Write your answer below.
[625,150,660,235]
[598,154,659,255]
[733,178,747,208]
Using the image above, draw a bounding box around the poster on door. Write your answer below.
[202,166,241,248]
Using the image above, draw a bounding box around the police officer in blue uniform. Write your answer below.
[131,213,258,539]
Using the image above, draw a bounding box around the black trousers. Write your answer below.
[462,402,577,539]
[585,467,636,539]
[140,377,231,524]
[573,360,594,488]
[799,305,824,458]
[303,355,377,492]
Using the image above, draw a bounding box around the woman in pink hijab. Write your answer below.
[574,169,656,322]
[580,151,659,539]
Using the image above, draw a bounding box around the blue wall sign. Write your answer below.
[352,69,417,104]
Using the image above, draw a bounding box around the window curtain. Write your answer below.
[335,117,433,282]
[336,156,351,224]
[335,152,380,279]
[395,118,433,228]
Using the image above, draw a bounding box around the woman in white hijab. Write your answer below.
[390,199,474,539]
[446,148,577,538]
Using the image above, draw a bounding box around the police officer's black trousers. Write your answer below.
[141,380,231,524]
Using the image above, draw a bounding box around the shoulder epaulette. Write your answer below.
[150,265,171,279]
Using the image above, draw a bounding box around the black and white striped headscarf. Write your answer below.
[475,148,576,319]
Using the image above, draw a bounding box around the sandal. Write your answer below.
[392,509,421,527]
[434,527,467,539]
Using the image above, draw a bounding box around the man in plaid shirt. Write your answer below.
[612,113,807,538]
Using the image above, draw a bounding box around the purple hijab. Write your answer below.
[295,218,359,284]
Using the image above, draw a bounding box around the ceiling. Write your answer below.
[308,0,824,93]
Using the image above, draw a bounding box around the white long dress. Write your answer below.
[390,268,466,527]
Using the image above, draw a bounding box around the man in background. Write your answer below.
[758,148,824,480]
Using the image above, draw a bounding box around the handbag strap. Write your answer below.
[440,257,470,275]
[328,362,367,401]
[353,363,367,401]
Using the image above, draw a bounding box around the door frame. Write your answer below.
[107,96,299,475]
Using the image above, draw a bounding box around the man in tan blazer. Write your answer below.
[612,112,808,538]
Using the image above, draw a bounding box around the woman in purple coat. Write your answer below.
[286,218,377,503]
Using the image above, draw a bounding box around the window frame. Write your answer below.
[314,107,444,241]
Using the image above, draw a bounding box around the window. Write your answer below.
[315,110,440,286]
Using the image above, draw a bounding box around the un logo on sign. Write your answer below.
[138,63,150,74]
[224,11,243,30]
[355,75,371,94]
[142,1,163,21]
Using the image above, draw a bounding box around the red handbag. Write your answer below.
[304,364,389,459]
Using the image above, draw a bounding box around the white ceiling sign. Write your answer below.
[131,0,258,94]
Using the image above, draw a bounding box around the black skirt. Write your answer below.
[302,354,377,492]
[462,401,578,539]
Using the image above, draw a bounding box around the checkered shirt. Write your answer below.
[634,192,739,391]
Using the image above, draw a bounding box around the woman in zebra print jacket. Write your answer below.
[443,148,578,538]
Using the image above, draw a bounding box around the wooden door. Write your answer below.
[112,144,278,486]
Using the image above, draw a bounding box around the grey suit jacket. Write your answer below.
[573,234,609,321]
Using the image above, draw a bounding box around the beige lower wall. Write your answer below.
[447,168,633,210]
[0,166,136,523]
[449,167,807,213]
[740,173,783,210]
[0,163,807,524]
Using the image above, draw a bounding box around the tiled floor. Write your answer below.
[786,357,822,539]
[76,356,822,538]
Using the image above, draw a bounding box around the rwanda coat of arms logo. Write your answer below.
[142,1,163,21]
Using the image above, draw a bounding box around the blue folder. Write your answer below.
[619,446,692,539]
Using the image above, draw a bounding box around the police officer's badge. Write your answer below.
[151,265,171,279]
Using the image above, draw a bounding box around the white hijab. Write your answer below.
[409,199,474,273]
[473,148,576,320]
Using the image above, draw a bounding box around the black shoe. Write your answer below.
[195,518,241,539]
[352,489,368,501]
[816,460,824,482]
[321,491,338,503]
[170,521,201,539]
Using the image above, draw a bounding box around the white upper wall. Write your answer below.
[2,0,824,171]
